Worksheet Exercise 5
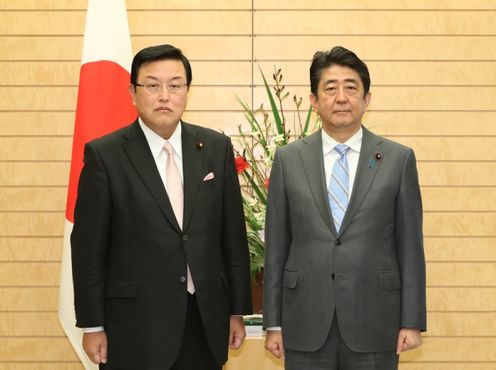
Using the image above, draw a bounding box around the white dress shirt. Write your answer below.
[322,127,363,198]
[139,118,184,186]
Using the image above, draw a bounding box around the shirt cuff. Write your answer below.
[82,326,104,333]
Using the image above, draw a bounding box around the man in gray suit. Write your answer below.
[263,46,426,369]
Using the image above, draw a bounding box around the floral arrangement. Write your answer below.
[234,67,320,279]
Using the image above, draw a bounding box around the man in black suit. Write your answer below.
[71,44,252,370]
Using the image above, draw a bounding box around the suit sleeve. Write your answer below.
[263,149,291,328]
[221,138,253,315]
[71,142,111,328]
[395,148,427,331]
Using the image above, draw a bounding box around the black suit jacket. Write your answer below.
[71,120,252,369]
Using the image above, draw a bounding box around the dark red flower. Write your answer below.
[235,156,250,174]
[264,177,270,189]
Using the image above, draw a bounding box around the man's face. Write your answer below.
[129,59,188,139]
[310,64,371,140]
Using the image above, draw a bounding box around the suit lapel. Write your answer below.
[339,127,384,235]
[122,121,182,233]
[299,130,336,236]
[181,122,204,231]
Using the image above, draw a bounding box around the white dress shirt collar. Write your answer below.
[138,118,183,160]
[322,126,363,156]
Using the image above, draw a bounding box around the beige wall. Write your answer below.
[0,0,495,368]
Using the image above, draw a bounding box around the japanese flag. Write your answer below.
[58,1,136,368]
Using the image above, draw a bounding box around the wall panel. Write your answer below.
[0,365,82,370]
[364,112,496,136]
[253,86,496,111]
[0,188,66,211]
[129,11,251,35]
[0,287,58,311]
[417,163,496,186]
[254,36,496,60]
[254,0,496,10]
[0,237,62,261]
[254,11,496,35]
[0,313,64,336]
[0,213,63,236]
[425,237,496,261]
[424,213,496,237]
[0,163,69,186]
[0,0,494,368]
[0,338,78,361]
[256,61,496,85]
[0,36,254,60]
[427,288,496,311]
[422,188,496,211]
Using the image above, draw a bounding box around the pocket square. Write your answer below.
[203,172,215,181]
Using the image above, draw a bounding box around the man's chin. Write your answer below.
[330,119,353,127]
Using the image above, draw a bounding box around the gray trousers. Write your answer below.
[285,314,399,370]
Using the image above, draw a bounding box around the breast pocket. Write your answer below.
[199,178,216,189]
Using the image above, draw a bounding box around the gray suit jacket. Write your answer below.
[263,127,426,353]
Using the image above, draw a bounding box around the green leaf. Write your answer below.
[259,66,284,137]
[303,105,313,136]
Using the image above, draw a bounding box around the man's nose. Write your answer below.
[157,84,170,101]
[336,86,347,102]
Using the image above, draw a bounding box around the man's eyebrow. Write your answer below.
[344,78,359,84]
[142,75,159,82]
[323,78,358,84]
[143,75,184,82]
[323,78,338,85]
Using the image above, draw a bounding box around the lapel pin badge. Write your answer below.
[196,141,204,150]
[368,153,382,169]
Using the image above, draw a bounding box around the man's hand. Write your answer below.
[229,316,246,350]
[83,331,108,364]
[265,330,285,359]
[396,328,422,354]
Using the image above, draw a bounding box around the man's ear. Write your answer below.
[128,84,137,105]
[364,91,371,108]
[309,93,318,113]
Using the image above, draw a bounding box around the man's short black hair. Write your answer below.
[310,46,370,97]
[130,44,192,86]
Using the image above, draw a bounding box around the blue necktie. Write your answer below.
[328,144,350,232]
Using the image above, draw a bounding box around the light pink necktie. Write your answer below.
[164,142,195,294]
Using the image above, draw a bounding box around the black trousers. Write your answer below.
[171,293,221,370]
[285,313,399,370]
[100,293,221,370]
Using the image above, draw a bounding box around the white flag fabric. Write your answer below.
[58,1,136,368]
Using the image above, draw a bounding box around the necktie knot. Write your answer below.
[334,144,350,157]
[164,142,174,155]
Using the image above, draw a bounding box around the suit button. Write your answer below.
[182,235,189,242]
[331,273,335,280]
[179,276,186,283]
[335,239,341,246]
